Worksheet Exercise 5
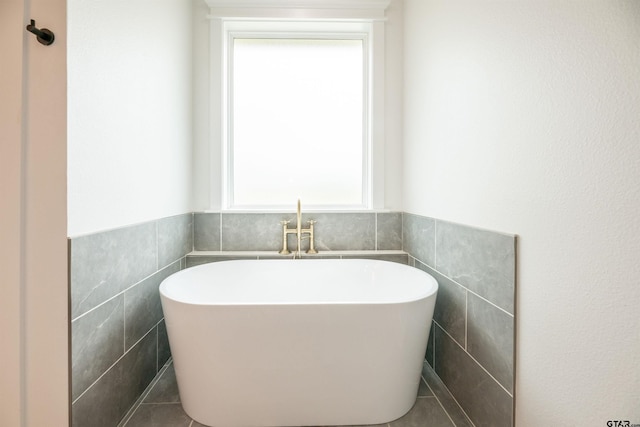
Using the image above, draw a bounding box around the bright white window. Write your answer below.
[230,36,367,208]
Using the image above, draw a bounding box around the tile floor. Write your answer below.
[119,361,472,427]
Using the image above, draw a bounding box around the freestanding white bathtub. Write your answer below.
[160,259,438,427]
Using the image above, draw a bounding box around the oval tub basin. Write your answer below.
[160,258,438,427]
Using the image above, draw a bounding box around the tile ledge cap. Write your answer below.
[188,250,407,256]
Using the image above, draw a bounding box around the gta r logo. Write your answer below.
[607,421,630,427]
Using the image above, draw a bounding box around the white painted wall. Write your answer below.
[403,1,640,424]
[0,0,68,424]
[383,0,403,210]
[68,0,194,236]
[192,0,213,211]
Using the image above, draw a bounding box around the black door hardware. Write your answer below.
[26,19,55,46]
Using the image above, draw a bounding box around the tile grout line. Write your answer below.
[424,366,477,427]
[413,258,514,318]
[433,218,439,266]
[155,220,159,271]
[117,360,172,427]
[432,321,436,370]
[401,212,404,253]
[459,284,514,318]
[375,212,378,250]
[123,292,126,355]
[71,259,182,323]
[422,374,457,427]
[432,320,436,373]
[138,402,182,406]
[72,326,159,406]
[464,290,468,350]
[433,322,513,398]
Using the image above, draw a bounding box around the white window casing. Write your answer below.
[206,0,390,211]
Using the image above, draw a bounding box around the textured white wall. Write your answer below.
[404,1,640,424]
[68,0,194,236]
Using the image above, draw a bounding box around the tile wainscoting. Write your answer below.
[404,213,517,426]
[70,211,516,427]
[193,211,403,252]
[70,214,193,427]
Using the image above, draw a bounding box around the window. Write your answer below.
[207,1,389,210]
[229,33,368,209]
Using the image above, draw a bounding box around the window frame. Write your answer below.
[206,1,389,212]
[223,22,372,210]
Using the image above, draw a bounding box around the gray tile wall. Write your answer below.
[404,213,516,427]
[193,211,403,253]
[70,210,515,427]
[70,213,193,427]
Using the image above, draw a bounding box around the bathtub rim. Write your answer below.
[160,258,438,307]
